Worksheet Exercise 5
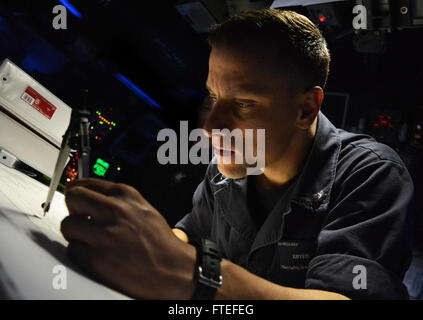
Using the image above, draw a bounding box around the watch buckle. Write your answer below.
[198,266,222,289]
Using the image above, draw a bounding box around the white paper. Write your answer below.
[0,163,130,299]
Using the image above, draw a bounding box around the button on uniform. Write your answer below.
[312,190,324,202]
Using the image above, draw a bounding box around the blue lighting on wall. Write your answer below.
[114,73,161,109]
[21,53,48,74]
[20,46,68,75]
[58,0,83,19]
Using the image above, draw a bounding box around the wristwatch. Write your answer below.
[190,238,222,300]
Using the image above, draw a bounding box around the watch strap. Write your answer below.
[191,238,222,300]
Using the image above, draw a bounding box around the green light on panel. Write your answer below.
[99,121,104,125]
[92,158,110,177]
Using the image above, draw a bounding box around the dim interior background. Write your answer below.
[0,0,422,298]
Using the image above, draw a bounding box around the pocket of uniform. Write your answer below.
[268,240,317,288]
[278,240,316,270]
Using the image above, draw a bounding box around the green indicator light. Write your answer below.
[99,121,104,125]
[92,158,110,177]
[90,126,94,129]
[117,167,121,171]
[109,127,112,130]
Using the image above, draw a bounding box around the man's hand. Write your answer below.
[61,178,196,299]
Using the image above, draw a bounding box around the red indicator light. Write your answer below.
[319,16,326,22]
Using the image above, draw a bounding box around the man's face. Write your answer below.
[204,44,301,179]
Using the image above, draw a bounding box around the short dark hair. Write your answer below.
[207,9,330,93]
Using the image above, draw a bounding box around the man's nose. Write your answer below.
[202,100,230,138]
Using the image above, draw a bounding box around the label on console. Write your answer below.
[20,86,57,120]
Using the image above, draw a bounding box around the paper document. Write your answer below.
[0,163,130,299]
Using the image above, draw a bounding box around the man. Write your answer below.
[61,9,414,299]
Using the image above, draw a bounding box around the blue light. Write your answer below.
[20,46,68,75]
[114,73,161,109]
[21,54,47,74]
[58,0,83,19]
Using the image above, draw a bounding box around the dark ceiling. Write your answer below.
[0,0,211,129]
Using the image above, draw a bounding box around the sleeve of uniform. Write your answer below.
[174,163,216,242]
[305,159,414,300]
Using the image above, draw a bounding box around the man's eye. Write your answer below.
[235,101,250,108]
[209,96,217,102]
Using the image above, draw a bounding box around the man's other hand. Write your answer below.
[61,178,196,299]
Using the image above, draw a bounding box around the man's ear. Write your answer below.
[296,86,323,130]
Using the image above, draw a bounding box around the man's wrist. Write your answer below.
[160,241,197,300]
